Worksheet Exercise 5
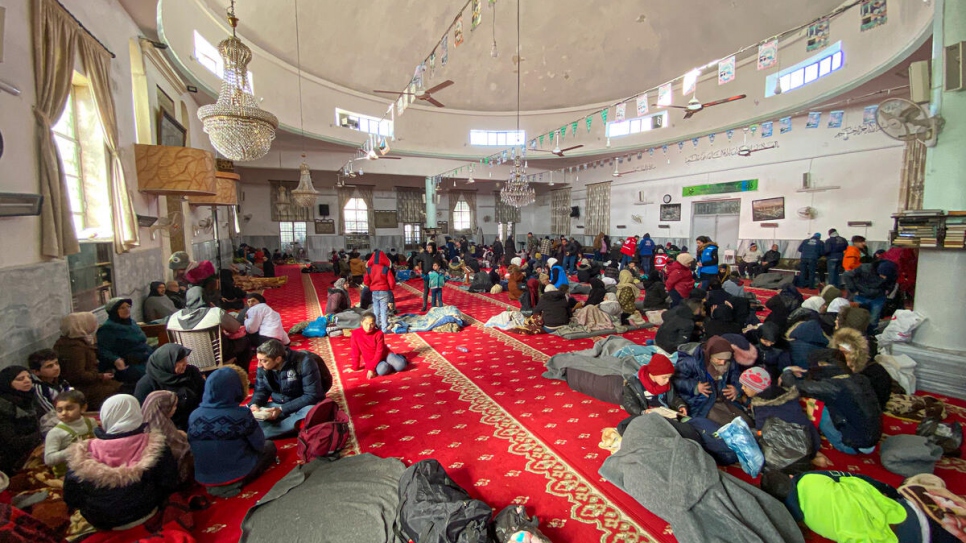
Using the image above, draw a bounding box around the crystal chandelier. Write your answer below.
[500,157,535,208]
[290,155,319,207]
[197,0,278,162]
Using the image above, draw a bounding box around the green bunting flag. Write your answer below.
[586,116,593,132]
[560,126,567,140]
[539,134,544,146]
[601,109,608,124]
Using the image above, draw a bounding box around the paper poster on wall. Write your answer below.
[657,83,672,106]
[860,0,887,31]
[441,35,448,65]
[863,105,878,124]
[615,102,626,121]
[682,70,699,95]
[806,18,830,52]
[779,116,793,134]
[636,94,649,116]
[806,112,822,129]
[760,121,773,138]
[828,110,845,128]
[758,39,778,70]
[752,197,785,222]
[718,56,736,85]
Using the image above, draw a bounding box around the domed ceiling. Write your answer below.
[199,0,846,112]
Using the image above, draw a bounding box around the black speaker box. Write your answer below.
[569,206,580,218]
[318,204,330,216]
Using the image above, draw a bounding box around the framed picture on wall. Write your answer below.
[314,219,335,235]
[659,203,682,222]
[158,110,187,147]
[438,221,449,235]
[374,210,398,229]
[752,196,785,222]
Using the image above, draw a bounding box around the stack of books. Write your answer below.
[944,212,966,248]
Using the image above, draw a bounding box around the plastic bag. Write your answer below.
[301,315,329,337]
[876,310,925,346]
[396,269,412,281]
[759,417,813,473]
[493,505,551,543]
[716,416,765,477]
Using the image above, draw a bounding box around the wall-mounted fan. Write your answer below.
[149,211,183,240]
[876,98,943,147]
[194,216,214,236]
[797,206,817,219]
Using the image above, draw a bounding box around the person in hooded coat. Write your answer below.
[637,277,669,312]
[325,278,351,316]
[672,336,743,421]
[654,298,704,354]
[54,312,121,410]
[547,258,569,289]
[763,295,791,334]
[506,264,526,306]
[664,253,695,307]
[189,367,276,497]
[219,269,248,310]
[702,303,743,339]
[616,270,642,323]
[754,321,792,379]
[133,344,205,430]
[142,282,177,322]
[584,278,608,307]
[832,327,892,410]
[843,259,898,336]
[141,390,193,484]
[785,313,830,368]
[0,366,43,474]
[63,395,179,530]
[167,286,249,368]
[576,258,599,284]
[532,288,572,331]
[97,298,153,385]
[364,249,397,332]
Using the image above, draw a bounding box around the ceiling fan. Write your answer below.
[612,163,652,178]
[533,131,583,157]
[363,135,401,160]
[737,142,777,157]
[373,80,455,108]
[658,93,746,119]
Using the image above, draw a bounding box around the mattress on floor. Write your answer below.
[566,368,625,405]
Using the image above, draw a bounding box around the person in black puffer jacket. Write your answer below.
[576,258,599,284]
[637,278,669,312]
[532,289,571,331]
[654,299,702,354]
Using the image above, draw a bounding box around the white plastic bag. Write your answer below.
[875,353,917,394]
[876,310,925,346]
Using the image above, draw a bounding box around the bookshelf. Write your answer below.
[891,211,966,249]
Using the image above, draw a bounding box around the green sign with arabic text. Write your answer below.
[682,179,758,197]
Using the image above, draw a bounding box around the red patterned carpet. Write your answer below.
[175,266,965,543]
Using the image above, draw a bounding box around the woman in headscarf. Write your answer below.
[141,390,193,484]
[167,286,249,368]
[0,366,43,474]
[325,278,351,315]
[585,277,608,307]
[63,395,179,531]
[219,269,247,310]
[764,294,791,334]
[97,298,153,385]
[133,344,205,430]
[54,312,120,409]
[616,269,642,324]
[142,281,178,322]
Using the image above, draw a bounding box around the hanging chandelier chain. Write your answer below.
[295,0,305,147]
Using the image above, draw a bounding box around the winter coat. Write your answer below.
[350,327,392,372]
[697,244,719,276]
[53,336,121,410]
[797,235,823,261]
[655,305,696,354]
[468,270,493,293]
[762,249,782,267]
[842,246,862,272]
[96,320,153,372]
[785,319,829,368]
[363,250,397,292]
[640,281,669,310]
[0,396,42,474]
[749,386,821,454]
[861,363,893,411]
[576,262,600,284]
[843,261,896,299]
[672,344,743,418]
[507,270,525,301]
[664,260,695,298]
[782,366,882,450]
[637,235,656,256]
[325,287,351,315]
[549,265,569,289]
[428,270,447,289]
[349,258,366,276]
[415,251,444,275]
[64,430,179,530]
[249,349,325,416]
[189,367,267,486]
[532,290,571,328]
[621,237,638,257]
[824,235,849,260]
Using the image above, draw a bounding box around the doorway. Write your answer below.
[690,199,741,252]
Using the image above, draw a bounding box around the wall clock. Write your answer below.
[663,194,672,204]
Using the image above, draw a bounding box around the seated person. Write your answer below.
[165,281,186,310]
[575,258,599,284]
[220,270,248,310]
[141,390,193,484]
[702,302,743,339]
[190,367,276,497]
[760,244,781,274]
[44,390,97,477]
[785,311,831,368]
[506,264,526,306]
[672,336,743,421]
[64,395,179,531]
[97,297,153,384]
[244,293,291,347]
[737,243,762,278]
[598,292,623,319]
[722,272,745,298]
[143,281,178,322]
[739,367,822,463]
[28,348,72,432]
[753,322,792,379]
[325,278,351,315]
[620,353,687,416]
[248,339,326,439]
[584,278,607,307]
[167,286,250,368]
[0,366,43,475]
[55,313,120,410]
[654,298,703,354]
[637,277,669,312]
[350,312,408,379]
[664,253,695,307]
[467,265,493,293]
[532,285,572,332]
[719,333,759,367]
[616,270,642,324]
[134,344,205,431]
[547,258,569,289]
[831,327,892,411]
[781,349,881,455]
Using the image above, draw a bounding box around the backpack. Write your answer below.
[296,398,350,464]
[396,460,492,543]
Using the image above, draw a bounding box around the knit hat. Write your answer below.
[544,284,557,292]
[639,354,675,381]
[168,251,192,270]
[510,257,522,267]
[838,306,871,333]
[827,298,851,314]
[547,258,558,267]
[739,367,772,394]
[676,253,695,266]
[706,336,733,359]
[821,285,842,306]
[828,228,838,236]
[184,260,216,285]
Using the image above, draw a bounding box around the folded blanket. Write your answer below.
[573,304,617,331]
[484,311,526,330]
[391,306,465,333]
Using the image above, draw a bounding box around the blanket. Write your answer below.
[750,272,794,290]
[573,304,617,331]
[240,454,405,543]
[390,306,465,334]
[543,336,646,380]
[599,415,805,543]
[484,311,526,330]
[329,308,365,330]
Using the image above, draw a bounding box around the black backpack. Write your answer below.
[396,460,492,543]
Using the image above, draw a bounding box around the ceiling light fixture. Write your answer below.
[287,0,320,207]
[500,0,535,208]
[490,3,498,58]
[197,0,278,162]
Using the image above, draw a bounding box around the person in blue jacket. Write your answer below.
[797,233,824,289]
[637,233,656,276]
[695,236,719,290]
[547,257,569,289]
[672,336,743,419]
[824,228,849,288]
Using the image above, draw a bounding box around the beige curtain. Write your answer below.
[396,188,423,223]
[551,188,572,237]
[33,0,80,258]
[77,36,140,254]
[585,182,611,236]
[494,192,521,224]
[449,190,477,234]
[899,140,926,211]
[463,191,477,233]
[354,185,376,236]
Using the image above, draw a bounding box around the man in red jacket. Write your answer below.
[363,249,397,332]
[620,236,638,269]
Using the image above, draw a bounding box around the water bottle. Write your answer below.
[456,346,469,353]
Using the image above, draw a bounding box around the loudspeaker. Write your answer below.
[945,41,965,92]
[569,206,580,218]
[318,204,330,216]
[909,60,931,103]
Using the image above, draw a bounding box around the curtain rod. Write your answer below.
[54,0,116,58]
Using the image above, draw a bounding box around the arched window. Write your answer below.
[344,197,369,233]
[452,199,471,231]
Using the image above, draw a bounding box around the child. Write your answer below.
[740,367,824,465]
[44,390,96,477]
[350,312,408,379]
[428,262,446,308]
[29,348,72,432]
